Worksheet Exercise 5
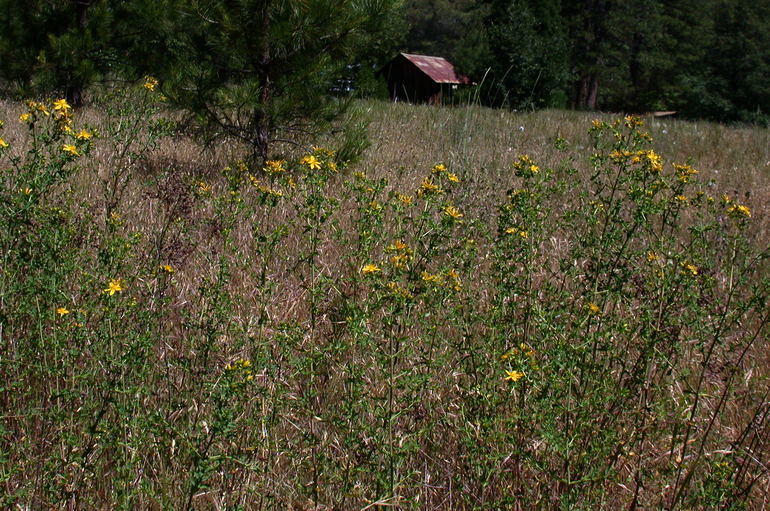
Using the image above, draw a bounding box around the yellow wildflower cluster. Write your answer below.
[421,268,462,291]
[632,150,663,173]
[512,155,540,177]
[444,205,464,220]
[225,358,254,381]
[397,193,413,206]
[248,174,284,198]
[386,240,413,269]
[361,263,381,275]
[263,159,286,174]
[160,264,175,274]
[430,163,460,182]
[624,115,644,128]
[504,226,528,239]
[300,154,321,170]
[197,181,212,195]
[387,281,414,300]
[586,302,601,315]
[727,204,752,218]
[300,148,338,173]
[609,149,634,163]
[417,177,443,197]
[673,163,698,183]
[502,342,536,361]
[26,100,50,117]
[143,76,159,91]
[431,163,447,174]
[52,98,75,134]
[681,262,699,277]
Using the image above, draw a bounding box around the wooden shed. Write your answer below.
[380,53,473,105]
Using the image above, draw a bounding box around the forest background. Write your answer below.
[1,0,769,127]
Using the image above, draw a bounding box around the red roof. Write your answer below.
[401,53,472,85]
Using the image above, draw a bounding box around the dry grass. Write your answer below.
[355,100,769,242]
[1,95,769,509]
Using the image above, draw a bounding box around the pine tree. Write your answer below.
[482,0,568,109]
[161,0,402,161]
[0,0,117,105]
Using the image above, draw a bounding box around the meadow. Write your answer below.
[1,84,768,510]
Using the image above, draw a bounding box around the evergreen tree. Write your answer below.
[481,0,568,109]
[0,0,118,105]
[162,0,402,161]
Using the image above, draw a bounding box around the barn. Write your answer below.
[380,53,473,105]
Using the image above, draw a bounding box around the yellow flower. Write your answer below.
[197,181,212,194]
[263,160,286,174]
[727,204,751,218]
[587,302,601,315]
[682,263,698,276]
[75,129,92,140]
[624,115,643,128]
[421,271,440,283]
[418,178,443,196]
[504,370,525,382]
[160,264,175,273]
[103,279,124,296]
[505,227,528,238]
[56,307,71,316]
[19,112,31,123]
[21,187,32,195]
[397,194,413,205]
[53,98,71,112]
[512,155,540,176]
[361,263,381,275]
[646,251,658,262]
[444,205,464,219]
[143,76,158,91]
[673,163,698,183]
[301,155,321,170]
[61,144,79,156]
[432,163,447,174]
[674,195,688,203]
[447,172,460,183]
[27,101,49,116]
[0,138,8,148]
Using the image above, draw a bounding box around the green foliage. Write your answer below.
[1,93,768,508]
[158,0,402,161]
[0,0,119,105]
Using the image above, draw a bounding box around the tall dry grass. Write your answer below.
[1,92,768,510]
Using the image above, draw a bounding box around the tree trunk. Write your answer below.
[587,76,599,110]
[66,0,91,107]
[253,2,271,163]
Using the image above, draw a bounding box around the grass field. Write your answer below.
[1,90,768,510]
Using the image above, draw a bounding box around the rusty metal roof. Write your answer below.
[400,53,472,85]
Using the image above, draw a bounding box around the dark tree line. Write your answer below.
[0,0,767,154]
[0,0,402,160]
[402,0,770,123]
